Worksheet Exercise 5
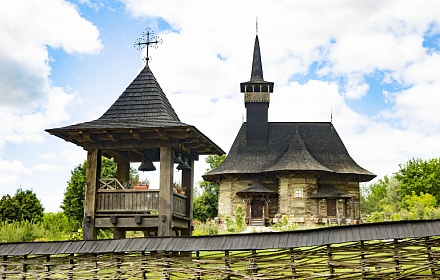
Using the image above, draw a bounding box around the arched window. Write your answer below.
[246,85,253,92]
[254,85,260,92]
[261,85,268,92]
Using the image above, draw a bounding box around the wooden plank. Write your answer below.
[114,238,133,253]
[77,240,97,254]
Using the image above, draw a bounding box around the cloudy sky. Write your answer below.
[1,0,440,212]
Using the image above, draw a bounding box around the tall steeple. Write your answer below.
[240,34,274,146]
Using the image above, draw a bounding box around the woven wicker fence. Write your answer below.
[1,236,439,279]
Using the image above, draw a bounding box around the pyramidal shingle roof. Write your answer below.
[100,65,181,123]
[49,66,187,131]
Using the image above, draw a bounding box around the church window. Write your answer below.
[294,188,303,198]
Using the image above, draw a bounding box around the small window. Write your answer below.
[294,189,303,198]
[261,85,268,92]
[246,85,253,92]
[254,85,261,92]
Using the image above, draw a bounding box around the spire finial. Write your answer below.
[134,27,163,66]
[256,17,258,35]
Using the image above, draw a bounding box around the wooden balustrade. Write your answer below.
[96,189,187,217]
[173,193,187,217]
[97,190,159,213]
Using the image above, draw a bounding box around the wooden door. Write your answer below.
[327,199,337,216]
[251,199,263,218]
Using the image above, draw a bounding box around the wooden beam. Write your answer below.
[181,159,194,236]
[95,217,159,228]
[158,146,173,236]
[103,130,119,142]
[82,139,180,150]
[83,149,101,240]
[155,128,169,140]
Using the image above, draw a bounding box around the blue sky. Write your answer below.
[1,0,440,212]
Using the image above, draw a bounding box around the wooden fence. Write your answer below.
[1,220,440,279]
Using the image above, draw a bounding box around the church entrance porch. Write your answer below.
[237,178,276,227]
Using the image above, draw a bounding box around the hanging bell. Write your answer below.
[176,157,191,170]
[174,152,184,164]
[138,151,156,171]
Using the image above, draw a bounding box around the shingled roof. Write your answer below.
[204,122,375,182]
[46,66,224,158]
[48,66,186,131]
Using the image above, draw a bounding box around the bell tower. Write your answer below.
[240,34,274,146]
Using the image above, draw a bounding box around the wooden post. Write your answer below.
[158,146,173,236]
[393,239,401,277]
[113,162,130,239]
[181,158,194,236]
[68,254,74,280]
[327,244,334,275]
[225,250,231,280]
[290,248,297,278]
[425,237,437,277]
[44,255,50,280]
[1,256,7,280]
[84,149,101,240]
[21,255,27,280]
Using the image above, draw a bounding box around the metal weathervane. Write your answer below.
[134,28,163,65]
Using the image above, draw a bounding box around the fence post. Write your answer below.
[289,248,297,278]
[251,249,258,275]
[68,254,74,279]
[196,251,201,280]
[141,251,147,279]
[425,237,437,277]
[44,255,51,280]
[327,244,334,275]
[1,256,7,280]
[225,250,231,280]
[393,239,401,277]
[21,255,27,280]
[360,241,366,279]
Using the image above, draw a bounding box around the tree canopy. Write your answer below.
[395,158,440,204]
[193,154,226,222]
[361,157,440,221]
[0,189,44,223]
[61,157,138,226]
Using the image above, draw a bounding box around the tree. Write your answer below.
[360,175,400,214]
[395,158,440,205]
[61,157,138,226]
[0,189,44,223]
[193,154,226,221]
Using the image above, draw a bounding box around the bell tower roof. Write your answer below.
[250,35,264,82]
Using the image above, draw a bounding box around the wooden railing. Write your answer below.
[96,189,187,217]
[173,193,187,217]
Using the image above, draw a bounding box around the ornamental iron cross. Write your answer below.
[134,28,163,65]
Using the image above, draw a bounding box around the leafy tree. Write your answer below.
[395,158,440,205]
[193,154,226,221]
[61,157,138,226]
[0,189,44,223]
[360,175,400,214]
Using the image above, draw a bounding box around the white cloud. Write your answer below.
[122,0,440,182]
[0,0,102,146]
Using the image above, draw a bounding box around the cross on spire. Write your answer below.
[134,28,163,66]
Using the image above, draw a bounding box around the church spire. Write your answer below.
[240,32,274,146]
[250,35,264,82]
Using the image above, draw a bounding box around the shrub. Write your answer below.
[192,220,219,236]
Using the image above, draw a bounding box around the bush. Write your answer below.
[0,220,44,242]
[192,220,219,236]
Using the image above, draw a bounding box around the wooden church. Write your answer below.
[203,35,375,226]
[46,37,224,239]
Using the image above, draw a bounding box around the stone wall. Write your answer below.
[217,173,361,224]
